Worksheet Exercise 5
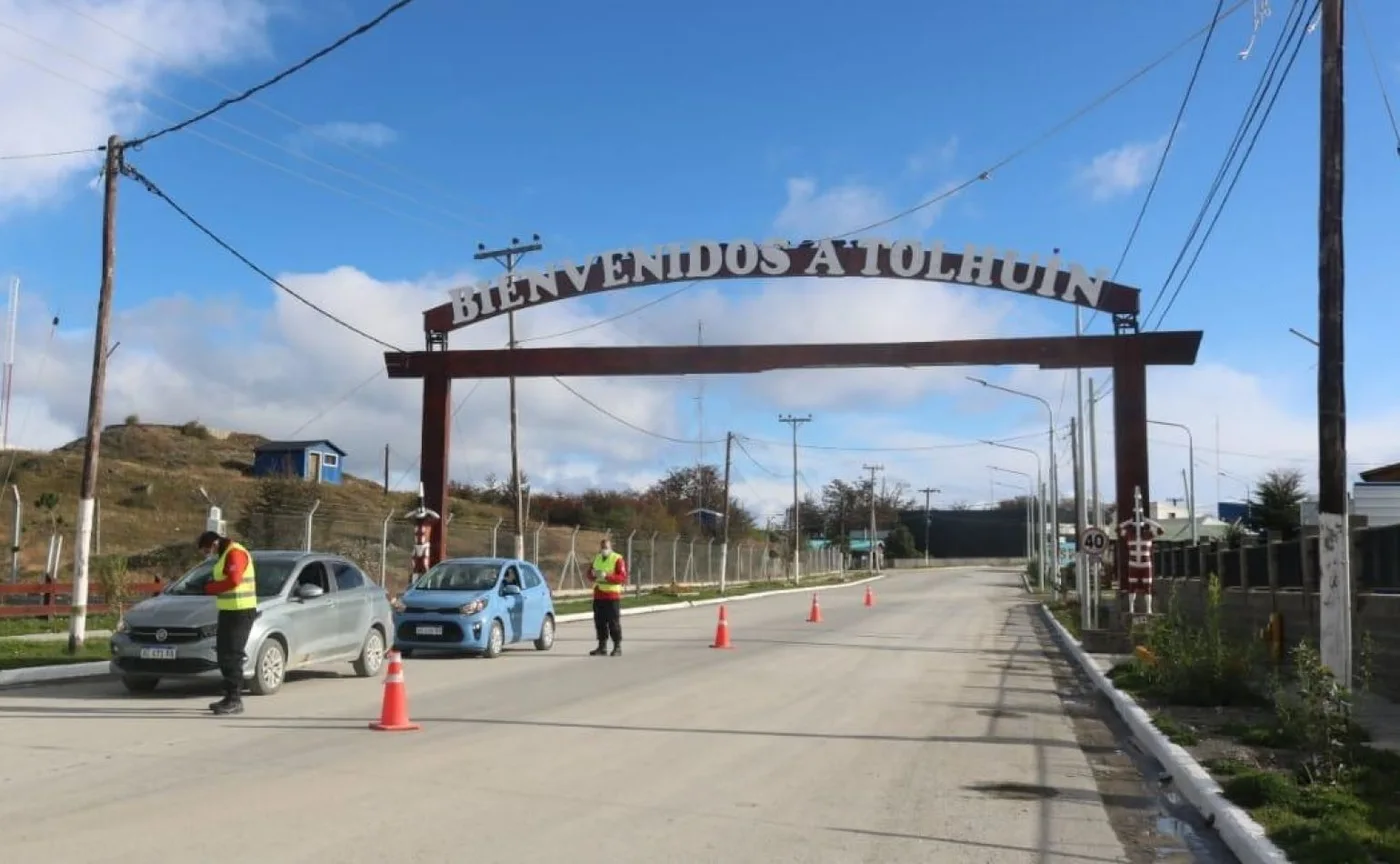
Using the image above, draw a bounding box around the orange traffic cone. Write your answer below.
[864,586,876,607]
[368,650,421,732]
[806,593,823,623]
[710,605,734,649]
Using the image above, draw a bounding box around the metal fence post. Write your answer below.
[648,531,657,589]
[533,522,544,561]
[380,508,394,586]
[304,499,320,552]
[670,535,679,584]
[491,517,503,557]
[626,529,637,596]
[9,484,21,582]
[706,537,714,584]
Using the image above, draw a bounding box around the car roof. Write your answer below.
[248,550,340,561]
[437,557,522,566]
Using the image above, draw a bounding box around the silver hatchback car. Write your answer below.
[109,550,394,696]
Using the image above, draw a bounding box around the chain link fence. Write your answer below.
[4,488,846,597]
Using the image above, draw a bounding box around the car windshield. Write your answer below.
[165,557,298,599]
[412,562,500,592]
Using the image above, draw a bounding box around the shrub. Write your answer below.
[123,414,140,426]
[1122,574,1258,706]
[179,420,210,439]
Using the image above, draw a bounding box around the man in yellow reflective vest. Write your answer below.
[197,530,258,715]
[587,537,628,656]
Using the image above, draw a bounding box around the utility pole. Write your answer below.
[1088,378,1102,528]
[778,414,811,582]
[718,431,733,594]
[1070,417,1088,632]
[864,464,883,572]
[474,235,542,562]
[918,486,940,564]
[382,443,390,495]
[1317,0,1351,684]
[68,135,122,655]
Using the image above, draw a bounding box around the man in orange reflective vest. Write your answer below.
[197,530,257,715]
[587,537,627,656]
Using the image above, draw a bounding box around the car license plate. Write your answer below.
[415,625,443,636]
[138,646,177,660]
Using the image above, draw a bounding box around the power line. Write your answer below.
[0,44,454,233]
[51,0,481,214]
[733,436,782,477]
[551,377,727,445]
[388,379,487,490]
[127,0,420,149]
[118,159,405,352]
[0,16,474,229]
[1353,0,1400,156]
[0,147,101,161]
[284,366,384,439]
[1148,0,1314,330]
[520,0,1250,347]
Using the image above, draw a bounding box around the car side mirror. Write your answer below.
[296,583,325,600]
[500,583,522,596]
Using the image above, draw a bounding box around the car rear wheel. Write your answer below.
[483,620,505,659]
[534,615,555,651]
[353,627,386,677]
[121,675,159,693]
[249,637,286,696]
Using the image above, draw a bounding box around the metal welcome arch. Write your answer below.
[387,237,1204,592]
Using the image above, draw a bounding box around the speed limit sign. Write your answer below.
[1081,526,1110,558]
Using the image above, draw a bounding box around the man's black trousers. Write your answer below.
[592,597,622,647]
[215,608,257,700]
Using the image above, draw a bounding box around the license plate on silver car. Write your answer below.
[139,646,177,660]
[415,625,443,636]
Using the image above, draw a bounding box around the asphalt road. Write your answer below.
[0,568,1133,863]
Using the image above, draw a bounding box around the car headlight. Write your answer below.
[459,598,486,615]
[115,618,130,634]
[198,623,219,639]
[390,597,405,613]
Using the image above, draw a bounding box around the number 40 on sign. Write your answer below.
[1080,526,1110,558]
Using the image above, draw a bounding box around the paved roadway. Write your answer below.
[0,568,1133,863]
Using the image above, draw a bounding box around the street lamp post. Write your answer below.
[991,466,1034,567]
[983,439,1045,589]
[967,377,1058,591]
[1148,419,1196,545]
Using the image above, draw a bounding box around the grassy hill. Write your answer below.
[1,420,607,590]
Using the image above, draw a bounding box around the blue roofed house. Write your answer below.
[252,440,346,485]
[848,529,889,568]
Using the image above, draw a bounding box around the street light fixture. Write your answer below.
[967,376,1059,582]
[1148,419,1197,544]
[983,439,1045,587]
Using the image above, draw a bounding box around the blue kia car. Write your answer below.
[391,557,557,658]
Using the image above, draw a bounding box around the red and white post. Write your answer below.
[1118,486,1164,615]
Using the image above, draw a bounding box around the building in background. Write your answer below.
[251,439,346,485]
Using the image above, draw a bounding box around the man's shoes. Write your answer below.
[210,699,244,716]
[610,645,622,657]
[589,647,608,656]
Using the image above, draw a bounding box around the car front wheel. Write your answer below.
[353,627,386,677]
[483,620,505,659]
[248,637,286,696]
[534,615,555,651]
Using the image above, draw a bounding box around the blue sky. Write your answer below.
[1,0,1397,518]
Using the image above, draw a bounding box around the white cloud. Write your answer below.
[0,0,271,215]
[292,120,398,151]
[1075,135,1169,202]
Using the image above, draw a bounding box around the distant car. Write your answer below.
[392,557,556,658]
[109,550,394,696]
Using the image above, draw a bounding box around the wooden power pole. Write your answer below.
[1317,0,1351,683]
[68,135,122,654]
[718,432,733,594]
[918,486,940,563]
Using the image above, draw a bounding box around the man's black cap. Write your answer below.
[196,530,222,550]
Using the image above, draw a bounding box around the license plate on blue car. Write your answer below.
[415,625,443,636]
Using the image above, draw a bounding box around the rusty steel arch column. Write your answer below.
[1111,338,1150,598]
[420,370,451,567]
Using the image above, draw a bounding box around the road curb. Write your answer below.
[553,572,888,625]
[0,660,110,690]
[1037,604,1291,864]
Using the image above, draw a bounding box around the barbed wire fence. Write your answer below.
[3,489,845,596]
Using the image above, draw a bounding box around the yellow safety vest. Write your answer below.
[592,551,623,597]
[214,541,258,611]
